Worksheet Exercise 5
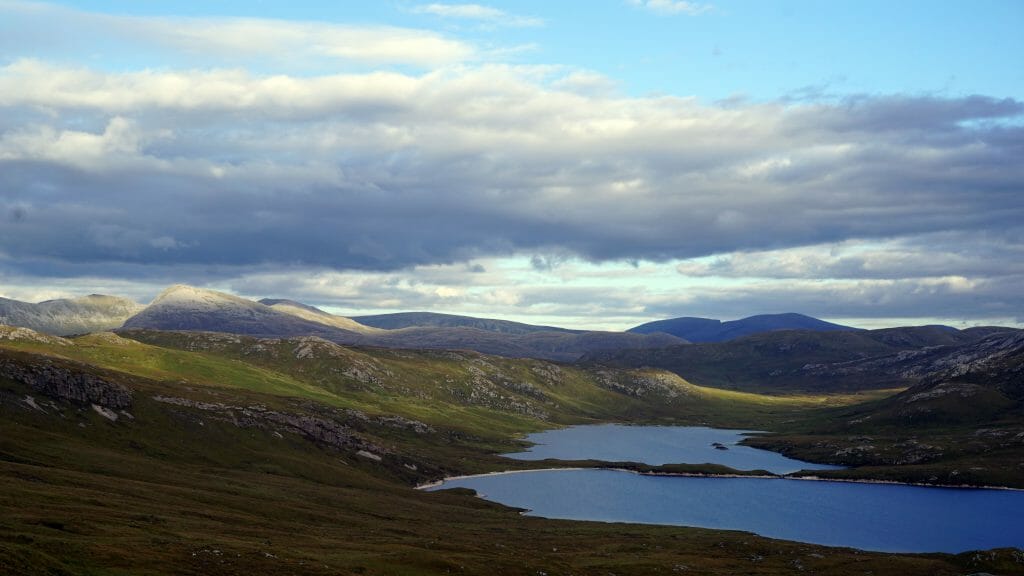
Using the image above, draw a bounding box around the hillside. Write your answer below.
[583,329,901,392]
[629,313,855,342]
[744,331,1024,488]
[0,294,143,335]
[3,325,1011,575]
[351,311,582,335]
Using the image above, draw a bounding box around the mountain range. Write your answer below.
[119,285,684,362]
[3,284,1017,371]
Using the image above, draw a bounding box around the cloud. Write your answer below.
[675,235,1024,280]
[628,0,712,16]
[413,3,544,27]
[0,2,474,68]
[1,60,1022,280]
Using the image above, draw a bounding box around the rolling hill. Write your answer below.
[629,312,856,342]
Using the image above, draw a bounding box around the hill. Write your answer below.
[0,293,143,335]
[744,330,1024,488]
[351,311,582,335]
[628,312,855,342]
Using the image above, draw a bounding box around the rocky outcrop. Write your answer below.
[0,358,132,409]
[591,369,687,400]
[0,325,72,346]
[152,396,390,454]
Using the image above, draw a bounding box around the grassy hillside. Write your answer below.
[2,327,1022,575]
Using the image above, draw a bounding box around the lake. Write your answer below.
[503,424,841,474]
[428,426,1024,553]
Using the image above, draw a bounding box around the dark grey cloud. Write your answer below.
[1,60,1022,326]
[1,76,1021,272]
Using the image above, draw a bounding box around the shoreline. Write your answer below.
[418,466,1024,492]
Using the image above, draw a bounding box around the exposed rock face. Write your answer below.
[0,358,132,409]
[591,369,687,399]
[803,331,1024,391]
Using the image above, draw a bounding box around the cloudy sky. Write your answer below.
[1,0,1022,330]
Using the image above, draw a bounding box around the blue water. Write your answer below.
[504,424,840,474]
[430,469,1024,553]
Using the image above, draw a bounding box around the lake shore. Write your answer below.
[419,465,1024,492]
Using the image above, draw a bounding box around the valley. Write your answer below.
[1,286,1022,574]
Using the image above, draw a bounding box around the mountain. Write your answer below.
[0,294,143,335]
[629,312,855,342]
[259,298,381,334]
[124,285,687,362]
[351,311,582,335]
[584,329,900,391]
[123,285,366,342]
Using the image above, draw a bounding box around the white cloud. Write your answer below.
[628,0,712,16]
[0,2,474,68]
[412,3,544,27]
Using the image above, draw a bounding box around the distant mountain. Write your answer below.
[123,285,366,343]
[124,285,687,362]
[259,299,381,334]
[866,325,976,349]
[0,294,143,336]
[629,313,855,342]
[351,311,582,335]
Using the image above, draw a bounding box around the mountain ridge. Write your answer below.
[629,312,856,342]
[120,285,687,362]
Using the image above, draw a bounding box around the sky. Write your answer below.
[1,0,1022,330]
